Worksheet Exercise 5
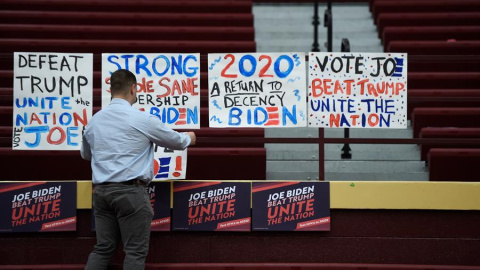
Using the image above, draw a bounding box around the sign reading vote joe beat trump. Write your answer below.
[102,53,200,129]
[308,52,407,128]
[252,181,330,231]
[208,53,307,128]
[13,52,93,150]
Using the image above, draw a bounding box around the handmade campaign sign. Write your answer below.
[102,53,200,129]
[172,181,251,231]
[308,52,407,128]
[252,181,330,231]
[0,182,77,233]
[91,182,171,231]
[153,145,187,180]
[208,53,307,128]
[148,181,172,231]
[13,52,93,150]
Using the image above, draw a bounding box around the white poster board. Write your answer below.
[153,145,187,180]
[102,53,200,129]
[208,53,307,128]
[308,52,407,128]
[13,52,93,150]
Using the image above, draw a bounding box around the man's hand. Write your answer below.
[187,132,196,146]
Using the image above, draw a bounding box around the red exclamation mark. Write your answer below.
[172,156,182,178]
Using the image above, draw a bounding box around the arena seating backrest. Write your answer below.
[0,0,266,181]
[374,0,480,181]
[420,127,480,161]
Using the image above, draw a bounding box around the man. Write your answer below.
[81,69,195,269]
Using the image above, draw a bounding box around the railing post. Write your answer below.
[341,38,352,159]
[324,0,332,52]
[312,0,320,52]
[319,128,325,180]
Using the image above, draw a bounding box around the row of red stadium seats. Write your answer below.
[371,0,480,21]
[0,10,255,27]
[0,0,254,13]
[376,12,480,39]
[0,24,255,41]
[0,146,266,180]
[420,127,480,161]
[382,26,480,52]
[373,0,480,182]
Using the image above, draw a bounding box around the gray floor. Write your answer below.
[253,3,428,181]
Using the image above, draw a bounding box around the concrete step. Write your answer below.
[256,32,378,43]
[266,127,319,138]
[266,171,322,181]
[325,172,429,181]
[325,144,420,160]
[266,171,429,181]
[326,160,427,173]
[266,127,413,138]
[266,144,421,161]
[257,44,382,53]
[256,38,380,49]
[324,127,414,138]
[268,160,427,173]
[254,3,373,20]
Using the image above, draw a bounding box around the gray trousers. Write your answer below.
[85,184,153,270]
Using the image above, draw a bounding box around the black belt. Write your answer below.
[98,179,146,186]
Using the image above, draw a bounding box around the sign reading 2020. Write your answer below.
[208,53,307,128]
[102,53,200,129]
[308,52,407,129]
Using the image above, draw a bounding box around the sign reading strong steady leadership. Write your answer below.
[308,52,407,128]
[13,52,93,150]
[208,53,307,128]
[102,53,200,129]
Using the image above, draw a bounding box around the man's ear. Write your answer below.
[130,84,136,95]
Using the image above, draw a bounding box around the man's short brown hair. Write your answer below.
[110,69,137,96]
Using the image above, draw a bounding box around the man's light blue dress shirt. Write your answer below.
[81,98,191,184]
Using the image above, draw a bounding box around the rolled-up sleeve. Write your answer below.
[143,115,191,150]
[80,135,92,161]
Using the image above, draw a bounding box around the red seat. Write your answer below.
[419,127,480,161]
[428,148,480,181]
[0,0,253,13]
[372,0,480,22]
[387,41,480,55]
[377,12,480,38]
[408,72,480,89]
[0,147,266,180]
[408,56,480,72]
[382,26,480,52]
[411,108,480,138]
[407,89,480,120]
[0,11,254,27]
[0,24,255,41]
[0,39,256,54]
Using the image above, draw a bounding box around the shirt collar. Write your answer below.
[110,98,131,106]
